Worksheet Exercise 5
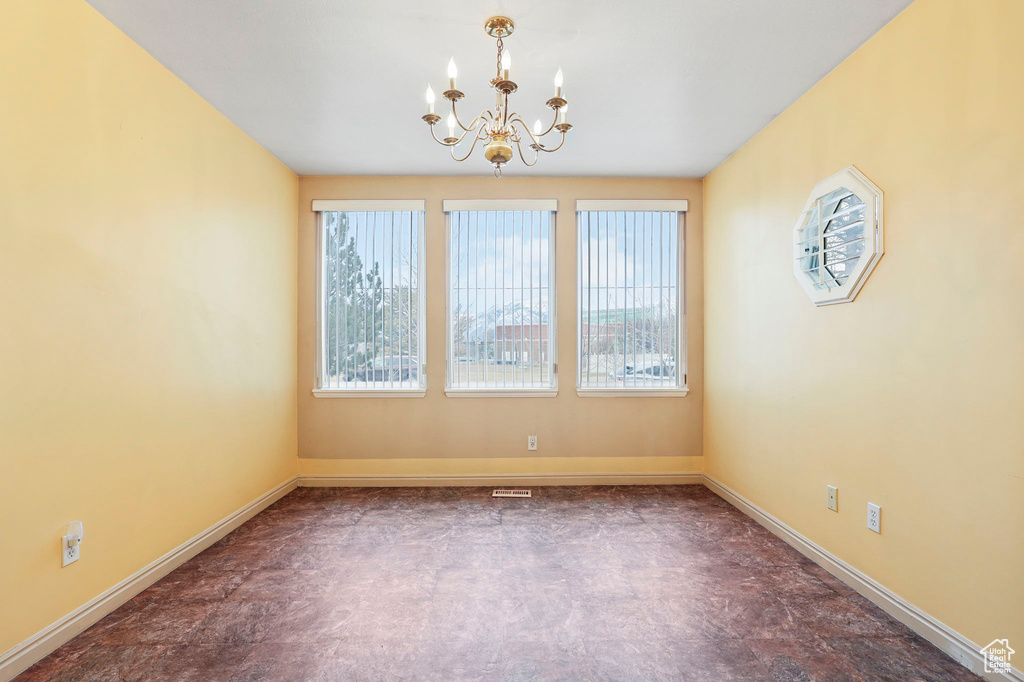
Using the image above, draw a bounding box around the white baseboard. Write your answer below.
[298,471,704,487]
[702,474,1022,682]
[0,476,298,682]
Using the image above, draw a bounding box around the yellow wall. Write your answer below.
[703,0,1023,651]
[0,0,298,657]
[8,0,1017,666]
[298,177,703,477]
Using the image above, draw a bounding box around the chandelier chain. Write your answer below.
[495,36,503,81]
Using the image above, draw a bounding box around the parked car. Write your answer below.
[638,364,675,381]
[609,364,640,382]
[609,362,676,383]
[346,356,419,382]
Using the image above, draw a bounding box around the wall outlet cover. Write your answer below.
[527,435,538,451]
[867,503,881,533]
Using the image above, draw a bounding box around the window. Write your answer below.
[794,166,884,306]
[313,200,425,396]
[576,200,688,396]
[445,200,557,396]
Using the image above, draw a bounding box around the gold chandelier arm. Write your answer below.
[507,115,542,146]
[540,108,560,136]
[536,129,567,153]
[507,110,559,144]
[506,121,522,143]
[508,113,565,150]
[450,128,487,162]
[512,134,540,167]
[427,123,454,146]
[453,117,487,145]
[451,100,492,132]
[508,107,559,139]
[428,116,485,147]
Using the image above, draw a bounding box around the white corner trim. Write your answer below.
[702,474,1022,682]
[0,477,299,682]
[300,471,703,488]
[576,199,688,212]
[576,387,689,398]
[312,389,426,398]
[311,199,425,212]
[442,199,557,212]
[443,388,558,398]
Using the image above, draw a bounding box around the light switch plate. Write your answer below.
[826,485,838,512]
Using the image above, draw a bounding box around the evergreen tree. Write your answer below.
[384,283,420,360]
[323,212,383,380]
[361,261,384,367]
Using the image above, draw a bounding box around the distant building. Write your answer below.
[488,323,549,364]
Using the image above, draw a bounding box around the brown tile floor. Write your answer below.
[19,485,979,681]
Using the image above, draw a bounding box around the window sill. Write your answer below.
[444,388,558,398]
[576,387,690,398]
[312,389,426,399]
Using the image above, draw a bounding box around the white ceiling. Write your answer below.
[86,0,911,177]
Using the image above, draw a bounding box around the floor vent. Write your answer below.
[492,489,532,498]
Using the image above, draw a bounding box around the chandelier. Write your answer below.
[421,16,571,177]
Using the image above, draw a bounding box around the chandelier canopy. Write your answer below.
[422,16,571,177]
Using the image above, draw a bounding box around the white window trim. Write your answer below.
[444,202,559,397]
[576,200,688,213]
[793,166,884,306]
[313,203,427,398]
[312,388,427,398]
[443,199,558,212]
[444,388,558,398]
[574,201,688,398]
[576,387,689,398]
[312,199,426,212]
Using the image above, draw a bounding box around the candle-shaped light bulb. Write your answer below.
[533,119,542,136]
[554,67,564,98]
[447,57,457,90]
[447,113,456,138]
[425,85,435,114]
[501,49,511,79]
[559,103,568,124]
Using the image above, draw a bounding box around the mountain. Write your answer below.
[464,299,548,342]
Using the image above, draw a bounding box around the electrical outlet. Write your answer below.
[61,535,80,566]
[867,503,881,533]
[527,435,538,451]
[61,520,84,567]
[826,485,838,512]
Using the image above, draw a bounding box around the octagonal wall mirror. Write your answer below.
[793,165,883,306]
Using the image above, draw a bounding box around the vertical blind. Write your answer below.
[447,208,555,390]
[577,210,683,390]
[319,209,424,390]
